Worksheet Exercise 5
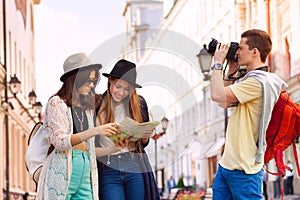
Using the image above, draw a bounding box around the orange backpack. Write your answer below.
[264,90,300,177]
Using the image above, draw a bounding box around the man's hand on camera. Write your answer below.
[214,43,230,64]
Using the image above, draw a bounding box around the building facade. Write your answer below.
[123,0,300,197]
[0,0,41,199]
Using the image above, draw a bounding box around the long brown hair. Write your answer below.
[98,78,145,152]
[55,68,100,110]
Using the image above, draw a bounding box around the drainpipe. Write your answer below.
[2,0,10,199]
[266,0,272,71]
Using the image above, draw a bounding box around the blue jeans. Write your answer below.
[66,150,93,200]
[98,152,145,200]
[212,164,263,200]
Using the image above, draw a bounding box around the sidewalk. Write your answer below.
[202,192,300,200]
[274,194,300,200]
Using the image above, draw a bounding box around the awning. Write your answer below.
[203,137,225,158]
[197,137,225,159]
[195,121,225,144]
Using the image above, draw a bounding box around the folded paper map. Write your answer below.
[109,117,160,142]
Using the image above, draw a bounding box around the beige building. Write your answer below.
[123,0,300,197]
[1,0,299,199]
[0,0,41,199]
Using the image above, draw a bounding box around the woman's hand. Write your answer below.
[98,123,121,136]
[113,138,129,149]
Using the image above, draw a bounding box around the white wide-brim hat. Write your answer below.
[60,53,102,82]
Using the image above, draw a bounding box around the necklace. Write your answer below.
[73,107,84,131]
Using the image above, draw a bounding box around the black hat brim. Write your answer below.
[102,73,142,88]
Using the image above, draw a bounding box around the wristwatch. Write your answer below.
[211,63,223,70]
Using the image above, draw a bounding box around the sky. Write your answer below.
[33,0,198,123]
[33,0,203,164]
[34,0,126,109]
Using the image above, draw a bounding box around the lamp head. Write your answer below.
[9,74,21,95]
[161,117,169,131]
[196,44,213,81]
[28,90,37,105]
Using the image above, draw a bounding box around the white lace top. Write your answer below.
[36,96,98,200]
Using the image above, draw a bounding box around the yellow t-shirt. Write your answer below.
[220,77,263,174]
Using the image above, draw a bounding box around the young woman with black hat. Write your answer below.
[36,53,123,200]
[96,59,160,200]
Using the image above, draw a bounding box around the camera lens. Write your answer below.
[207,38,218,54]
[207,38,239,62]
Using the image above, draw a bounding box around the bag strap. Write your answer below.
[264,142,299,200]
[47,144,55,156]
[28,122,43,145]
[264,163,283,176]
[264,166,285,200]
[292,142,300,176]
[280,176,285,200]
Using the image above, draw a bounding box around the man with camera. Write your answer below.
[209,29,286,199]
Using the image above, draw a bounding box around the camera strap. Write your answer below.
[223,64,268,83]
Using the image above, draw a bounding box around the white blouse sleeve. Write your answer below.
[46,96,72,151]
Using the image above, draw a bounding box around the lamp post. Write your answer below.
[153,117,169,183]
[3,74,22,199]
[3,77,9,200]
[197,44,228,134]
[1,74,42,199]
[196,44,213,81]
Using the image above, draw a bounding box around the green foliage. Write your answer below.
[177,176,185,188]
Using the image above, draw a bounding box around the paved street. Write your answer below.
[202,188,300,200]
[274,194,300,200]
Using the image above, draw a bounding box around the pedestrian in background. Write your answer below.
[284,160,294,195]
[263,169,268,200]
[210,29,287,199]
[96,59,160,200]
[167,175,177,193]
[37,53,122,200]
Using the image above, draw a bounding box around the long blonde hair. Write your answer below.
[98,79,145,153]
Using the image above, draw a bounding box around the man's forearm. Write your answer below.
[210,66,226,104]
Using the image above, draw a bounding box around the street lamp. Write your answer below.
[5,74,43,121]
[196,44,213,81]
[161,117,169,132]
[197,44,228,135]
[153,117,169,183]
[8,74,21,97]
[28,90,37,105]
[1,74,42,199]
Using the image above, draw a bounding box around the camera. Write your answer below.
[207,38,239,62]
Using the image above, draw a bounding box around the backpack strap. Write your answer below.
[264,165,285,200]
[264,166,282,177]
[292,142,300,176]
[280,176,285,200]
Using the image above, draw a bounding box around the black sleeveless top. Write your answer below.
[71,106,89,134]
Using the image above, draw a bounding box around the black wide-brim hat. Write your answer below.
[60,53,102,82]
[102,59,142,88]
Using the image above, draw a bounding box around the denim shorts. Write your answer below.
[212,164,264,200]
